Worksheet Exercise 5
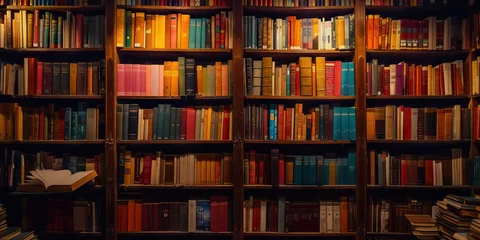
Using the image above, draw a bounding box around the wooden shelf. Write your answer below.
[117,140,233,145]
[117,48,231,57]
[1,48,104,53]
[117,96,231,100]
[117,5,231,14]
[0,95,104,100]
[0,140,104,145]
[367,232,411,236]
[6,5,104,13]
[244,232,355,237]
[244,185,356,190]
[367,140,470,144]
[367,95,470,100]
[245,96,355,101]
[243,6,354,16]
[10,185,103,196]
[244,140,354,145]
[41,232,103,237]
[366,49,469,59]
[244,49,354,58]
[367,185,472,190]
[118,231,233,237]
[119,184,233,191]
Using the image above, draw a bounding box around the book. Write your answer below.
[243,0,353,6]
[16,169,97,192]
[116,0,229,6]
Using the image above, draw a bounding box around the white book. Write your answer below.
[326,202,333,232]
[412,108,418,140]
[389,64,396,95]
[396,20,401,50]
[443,62,452,95]
[188,200,196,232]
[333,202,340,232]
[324,20,332,50]
[320,201,326,233]
[319,18,324,50]
[260,201,267,232]
[159,65,164,96]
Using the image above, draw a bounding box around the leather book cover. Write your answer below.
[60,62,70,95]
[374,107,385,139]
[285,155,294,185]
[51,63,61,95]
[77,62,87,95]
[258,154,265,184]
[164,156,175,184]
[92,62,99,95]
[160,202,170,231]
[270,149,279,186]
[134,12,145,48]
[436,109,445,140]
[403,107,412,140]
[42,62,53,95]
[127,200,135,232]
[142,203,149,231]
[445,108,453,140]
[261,57,273,96]
[170,202,179,231]
[128,104,139,140]
[249,150,256,184]
[223,153,233,185]
[299,57,312,96]
[153,203,160,231]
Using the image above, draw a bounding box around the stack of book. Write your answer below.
[0,59,106,96]
[3,11,105,48]
[243,0,354,6]
[117,149,233,186]
[366,15,468,50]
[366,105,470,140]
[468,218,480,240]
[367,60,466,96]
[243,196,355,233]
[404,214,439,240]
[245,149,356,186]
[0,203,36,240]
[436,195,480,239]
[117,0,229,6]
[244,57,354,97]
[243,15,355,50]
[117,197,230,232]
[117,60,232,97]
[116,11,233,49]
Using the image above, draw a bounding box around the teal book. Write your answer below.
[323,158,330,185]
[336,158,342,185]
[348,62,355,96]
[64,107,71,140]
[77,102,86,140]
[316,156,324,185]
[309,156,317,185]
[302,156,309,185]
[199,18,205,48]
[341,62,348,96]
[286,64,290,96]
[157,104,165,140]
[125,11,132,48]
[188,18,196,48]
[348,107,356,141]
[44,12,51,48]
[152,107,158,140]
[333,107,341,140]
[71,111,78,140]
[293,156,303,185]
[269,105,275,140]
[347,151,356,185]
[164,104,171,140]
[341,107,349,140]
[178,57,186,96]
[278,197,285,232]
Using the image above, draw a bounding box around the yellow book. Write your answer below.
[206,107,212,140]
[157,15,166,48]
[201,157,207,185]
[134,12,145,48]
[145,14,153,48]
[171,61,179,96]
[299,57,312,96]
[196,66,203,94]
[69,63,77,95]
[474,60,479,94]
[151,15,156,48]
[125,151,132,185]
[390,19,396,50]
[336,16,345,49]
[296,20,301,49]
[177,13,182,49]
[202,67,207,95]
[206,157,211,185]
[116,9,125,47]
[215,62,222,96]
[209,155,216,185]
[329,160,336,185]
[316,57,326,96]
[164,61,172,96]
[131,13,136,47]
[180,14,190,49]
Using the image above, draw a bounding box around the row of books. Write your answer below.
[245,104,356,141]
[117,60,232,97]
[244,15,355,50]
[116,11,233,49]
[117,150,233,186]
[0,103,105,141]
[366,15,467,50]
[369,148,470,186]
[0,148,105,188]
[45,199,100,232]
[367,60,466,96]
[3,11,104,49]
[366,105,470,140]
[245,149,356,186]
[116,104,232,141]
[3,0,103,6]
[117,198,230,232]
[244,57,355,97]
[243,0,354,6]
[116,0,229,6]
[244,196,355,233]
[1,59,105,96]
[436,195,480,239]
[366,0,451,6]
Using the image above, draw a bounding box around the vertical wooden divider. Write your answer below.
[105,0,117,239]
[232,1,245,240]
[355,0,367,240]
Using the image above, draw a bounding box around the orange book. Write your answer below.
[205,157,211,185]
[367,15,374,49]
[145,14,153,48]
[127,200,135,232]
[211,16,216,48]
[171,61,179,96]
[210,155,216,184]
[221,64,228,96]
[165,15,171,48]
[134,12,145,48]
[215,62,222,96]
[287,16,296,49]
[196,66,203,94]
[131,13,136,47]
[170,14,177,48]
[134,203,142,232]
[201,156,207,185]
[206,107,212,140]
[164,62,172,96]
[296,20,301,49]
[373,15,380,50]
[177,13,182,49]
[145,65,151,96]
[340,197,348,232]
[87,63,93,95]
[196,155,202,185]
[180,14,190,49]
[69,63,77,95]
[116,9,125,47]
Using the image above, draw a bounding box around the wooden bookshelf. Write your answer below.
[366,95,470,100]
[366,49,470,59]
[366,232,411,236]
[243,6,354,16]
[367,185,472,190]
[117,96,231,100]
[117,140,233,145]
[117,231,233,237]
[244,49,354,58]
[366,140,471,144]
[0,140,104,145]
[0,95,104,100]
[5,5,104,13]
[2,48,105,52]
[119,184,233,191]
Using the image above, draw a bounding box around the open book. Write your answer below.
[16,169,97,193]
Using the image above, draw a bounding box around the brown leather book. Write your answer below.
[444,108,453,140]
[134,12,145,48]
[375,107,385,140]
[261,57,273,96]
[160,202,170,231]
[164,155,175,185]
[223,153,233,185]
[145,14,153,49]
[340,196,348,232]
[299,57,313,96]
[436,109,445,140]
[142,203,149,231]
[417,108,425,140]
[329,159,336,185]
[367,108,376,140]
[385,105,395,140]
[285,155,294,185]
[143,109,153,140]
[127,200,135,232]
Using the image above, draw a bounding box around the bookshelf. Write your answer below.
[1,0,480,240]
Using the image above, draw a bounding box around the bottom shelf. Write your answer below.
[118,231,233,236]
[244,232,356,237]
[41,232,103,237]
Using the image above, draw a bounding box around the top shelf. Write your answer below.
[5,5,104,13]
[243,6,354,17]
[117,5,231,14]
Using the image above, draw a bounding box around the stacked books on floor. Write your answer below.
[3,11,105,49]
[116,0,229,6]
[116,11,233,49]
[405,214,439,240]
[244,57,354,96]
[117,197,230,232]
[0,149,105,188]
[4,0,103,6]
[0,102,105,141]
[117,60,232,97]
[368,148,471,186]
[245,104,356,141]
[468,218,480,240]
[116,104,232,141]
[117,149,233,186]
[243,196,355,233]
[366,15,468,50]
[0,59,106,96]
[17,169,98,192]
[243,15,355,50]
[367,60,466,96]
[243,0,354,6]
[436,195,480,239]
[245,149,356,185]
[366,105,470,140]
[0,203,36,239]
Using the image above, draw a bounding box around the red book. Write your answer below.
[186,107,195,140]
[279,154,285,185]
[210,196,223,232]
[425,160,434,185]
[222,105,230,140]
[27,58,36,95]
[400,19,408,49]
[58,108,65,140]
[215,14,220,49]
[258,156,264,184]
[132,64,139,96]
[143,155,151,185]
[221,198,228,231]
[117,205,123,232]
[249,150,256,184]
[180,108,187,140]
[295,65,300,96]
[64,200,74,232]
[453,64,458,95]
[407,64,414,95]
[33,10,39,47]
[401,159,406,185]
[253,201,261,231]
[290,64,296,95]
[278,104,284,140]
[439,64,445,95]
[36,62,43,95]
[325,62,335,96]
[117,64,125,96]
[220,12,226,49]
[285,108,292,140]
[416,66,422,95]
[334,61,342,96]
[403,107,412,140]
[421,67,428,95]
[383,66,390,95]
[215,159,221,184]
[142,203,149,231]
[135,64,142,96]
[268,0,272,6]
[152,203,160,231]
[134,203,142,232]
[140,65,146,96]
[125,64,133,96]
[75,14,83,48]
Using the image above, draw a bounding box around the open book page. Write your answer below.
[56,171,96,186]
[30,169,72,189]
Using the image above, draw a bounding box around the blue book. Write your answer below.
[252,16,256,49]
[309,156,317,185]
[269,105,275,140]
[243,17,248,48]
[164,105,172,140]
[152,107,158,140]
[77,102,86,140]
[122,104,129,140]
[274,107,278,140]
[293,156,303,185]
[336,158,342,185]
[348,62,355,96]
[71,111,78,140]
[202,200,211,231]
[302,156,309,185]
[64,107,71,140]
[286,64,291,96]
[333,107,341,140]
[341,62,348,96]
[348,107,356,141]
[189,18,196,49]
[347,151,356,185]
[200,18,206,49]
[323,158,330,185]
[157,104,165,140]
[341,107,349,140]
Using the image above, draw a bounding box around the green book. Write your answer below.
[196,18,203,48]
[293,156,302,185]
[157,104,165,140]
[164,104,171,140]
[336,158,342,185]
[323,158,330,185]
[188,18,196,48]
[125,11,132,48]
[43,12,51,48]
[178,57,185,96]
[302,156,309,185]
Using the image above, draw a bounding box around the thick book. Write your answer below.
[17,169,97,193]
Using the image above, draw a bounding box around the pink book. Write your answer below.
[145,65,151,96]
[186,107,195,140]
[170,14,177,48]
[159,65,164,96]
[141,65,148,96]
[150,65,159,96]
[125,64,133,96]
[325,61,335,96]
[134,64,141,96]
[117,64,125,96]
[221,64,228,96]
[334,61,341,96]
[36,62,43,95]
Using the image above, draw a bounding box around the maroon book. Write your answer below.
[210,196,221,232]
[142,203,149,231]
[153,203,160,231]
